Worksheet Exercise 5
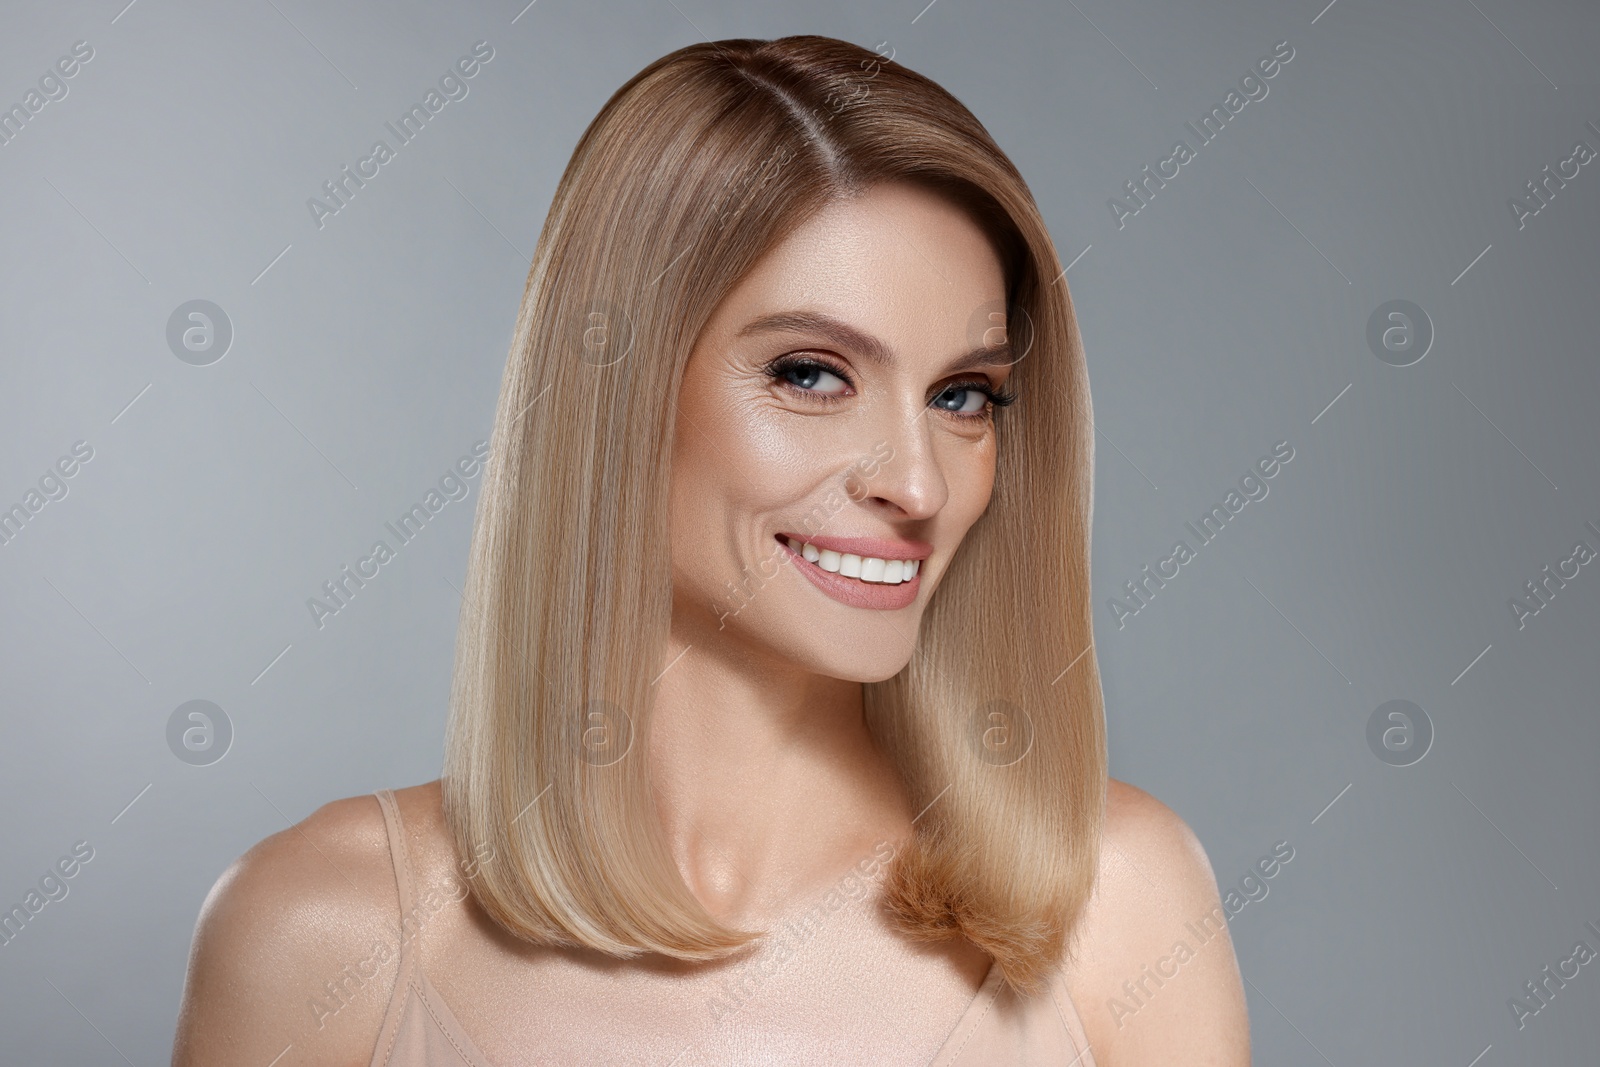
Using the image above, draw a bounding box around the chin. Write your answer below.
[787,617,920,683]
[839,652,915,684]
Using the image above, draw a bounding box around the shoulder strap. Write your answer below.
[368,790,419,1067]
[373,788,418,967]
[1048,965,1098,1067]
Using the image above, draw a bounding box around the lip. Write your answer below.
[774,534,923,611]
[774,532,933,561]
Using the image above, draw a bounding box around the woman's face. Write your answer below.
[669,180,1015,682]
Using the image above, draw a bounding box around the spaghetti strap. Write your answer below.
[369,789,420,1066]
[361,787,1093,1066]
[374,789,417,926]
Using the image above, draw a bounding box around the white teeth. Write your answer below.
[782,537,920,584]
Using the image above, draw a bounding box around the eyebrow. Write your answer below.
[734,310,1016,374]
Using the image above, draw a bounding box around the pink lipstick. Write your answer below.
[773,533,925,611]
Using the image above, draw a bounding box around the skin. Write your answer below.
[653,180,1016,926]
[172,181,1249,1065]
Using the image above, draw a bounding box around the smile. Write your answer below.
[773,533,926,611]
[781,536,921,584]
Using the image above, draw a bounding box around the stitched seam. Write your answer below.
[382,789,420,971]
[371,972,420,1067]
[388,790,417,918]
[370,791,416,1067]
[1049,983,1094,1066]
[417,981,492,1067]
[935,992,998,1067]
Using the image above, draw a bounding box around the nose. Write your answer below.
[845,403,950,521]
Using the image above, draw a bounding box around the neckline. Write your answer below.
[401,953,1004,1067]
[371,786,1009,1065]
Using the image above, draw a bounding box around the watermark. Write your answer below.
[1107,441,1295,629]
[711,441,895,629]
[651,141,800,288]
[659,39,896,283]
[1507,120,1598,231]
[575,298,635,368]
[1366,699,1432,767]
[307,41,495,230]
[576,697,633,766]
[1507,518,1599,631]
[0,440,95,549]
[1108,40,1296,230]
[709,142,795,237]
[965,299,1035,369]
[306,836,496,1029]
[704,838,898,1025]
[1366,300,1432,366]
[801,40,894,130]
[166,300,234,366]
[1507,917,1600,1032]
[307,441,489,630]
[0,39,94,148]
[167,700,234,766]
[1106,840,1293,1029]
[968,697,1035,767]
[1217,841,1295,917]
[0,840,95,949]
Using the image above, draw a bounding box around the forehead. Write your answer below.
[708,182,1008,355]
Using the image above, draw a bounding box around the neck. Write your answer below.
[646,631,913,927]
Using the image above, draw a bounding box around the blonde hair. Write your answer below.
[443,34,1104,996]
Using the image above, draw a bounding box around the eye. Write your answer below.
[765,355,853,400]
[762,354,1018,420]
[934,384,990,416]
[933,378,1017,421]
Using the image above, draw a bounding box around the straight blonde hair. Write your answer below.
[443,34,1104,996]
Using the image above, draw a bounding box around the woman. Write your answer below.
[174,35,1249,1065]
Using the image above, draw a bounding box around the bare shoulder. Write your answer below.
[171,785,429,1066]
[1062,778,1251,1066]
[1100,778,1219,894]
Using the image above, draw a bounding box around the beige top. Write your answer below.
[368,789,1097,1066]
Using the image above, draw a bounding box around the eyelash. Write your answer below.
[763,355,1018,421]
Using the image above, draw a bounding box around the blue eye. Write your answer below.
[772,357,850,396]
[935,385,990,415]
[763,355,1017,421]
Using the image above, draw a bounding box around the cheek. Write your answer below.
[680,407,799,503]
[669,399,812,566]
[685,392,871,511]
[949,435,998,519]
[736,409,815,475]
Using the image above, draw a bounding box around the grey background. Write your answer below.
[1,0,1596,1062]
